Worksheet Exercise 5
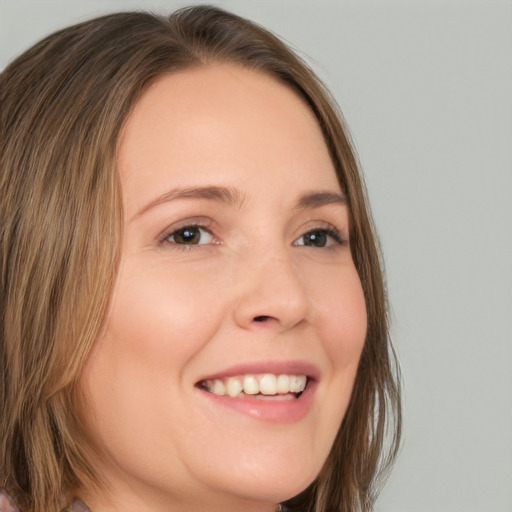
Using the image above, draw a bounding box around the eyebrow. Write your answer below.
[132,185,245,220]
[295,191,348,210]
[132,185,347,221]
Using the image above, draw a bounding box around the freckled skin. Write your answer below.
[78,65,367,512]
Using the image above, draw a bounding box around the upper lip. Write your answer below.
[196,360,321,384]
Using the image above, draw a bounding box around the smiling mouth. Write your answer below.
[197,373,308,399]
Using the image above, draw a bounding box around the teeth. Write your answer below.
[226,378,242,397]
[243,375,259,395]
[276,374,290,394]
[203,373,308,398]
[259,374,277,395]
[212,380,226,396]
[290,375,307,393]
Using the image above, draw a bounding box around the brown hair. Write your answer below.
[0,6,401,512]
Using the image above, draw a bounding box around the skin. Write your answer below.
[78,64,367,512]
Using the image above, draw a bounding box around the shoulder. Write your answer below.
[0,489,19,512]
[68,499,91,512]
[0,490,89,512]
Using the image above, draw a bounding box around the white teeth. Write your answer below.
[243,375,259,395]
[204,373,308,398]
[289,375,307,393]
[259,374,277,395]
[276,374,290,394]
[212,380,226,396]
[226,378,242,397]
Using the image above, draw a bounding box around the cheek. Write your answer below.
[78,259,232,475]
[288,264,367,474]
[104,258,228,367]
[80,258,226,411]
[310,264,367,430]
[311,264,368,367]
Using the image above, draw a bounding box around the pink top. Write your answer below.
[0,489,90,512]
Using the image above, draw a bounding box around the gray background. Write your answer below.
[1,1,511,511]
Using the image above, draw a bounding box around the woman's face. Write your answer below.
[80,65,367,511]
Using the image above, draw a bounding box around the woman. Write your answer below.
[0,6,401,512]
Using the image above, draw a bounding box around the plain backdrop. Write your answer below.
[1,1,511,511]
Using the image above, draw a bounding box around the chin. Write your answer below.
[198,447,323,505]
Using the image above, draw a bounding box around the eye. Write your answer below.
[165,225,214,245]
[294,228,345,248]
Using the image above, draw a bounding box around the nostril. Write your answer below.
[253,315,271,323]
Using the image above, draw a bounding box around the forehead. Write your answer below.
[117,64,340,213]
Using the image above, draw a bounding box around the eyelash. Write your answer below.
[158,221,217,250]
[294,226,348,248]
[158,222,348,250]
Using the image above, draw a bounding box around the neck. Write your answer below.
[76,490,282,512]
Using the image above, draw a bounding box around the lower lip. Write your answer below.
[198,381,316,423]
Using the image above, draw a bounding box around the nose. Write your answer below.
[233,251,311,332]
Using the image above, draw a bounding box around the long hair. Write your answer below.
[0,6,401,512]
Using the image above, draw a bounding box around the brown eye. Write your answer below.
[300,230,328,247]
[167,226,213,245]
